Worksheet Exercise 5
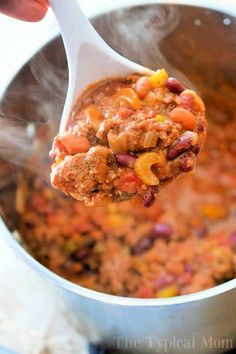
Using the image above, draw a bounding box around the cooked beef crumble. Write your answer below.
[50,70,206,206]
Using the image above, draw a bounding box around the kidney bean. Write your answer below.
[71,247,91,262]
[167,132,197,160]
[143,187,157,208]
[194,225,208,238]
[132,236,154,255]
[166,77,185,94]
[115,152,137,168]
[178,272,192,286]
[192,144,200,154]
[230,231,236,245]
[196,122,205,133]
[185,264,194,273]
[149,223,173,240]
[155,274,175,288]
[179,155,195,172]
[135,76,152,98]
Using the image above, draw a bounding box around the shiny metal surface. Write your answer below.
[0,2,236,353]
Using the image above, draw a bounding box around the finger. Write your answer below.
[0,0,49,22]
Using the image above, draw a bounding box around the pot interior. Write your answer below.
[0,4,235,296]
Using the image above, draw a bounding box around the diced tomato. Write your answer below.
[137,286,155,298]
[117,172,143,194]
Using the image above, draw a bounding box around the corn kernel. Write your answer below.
[155,114,167,122]
[94,242,106,254]
[156,285,179,298]
[202,204,227,219]
[56,156,63,164]
[107,214,124,227]
[62,240,77,254]
[51,156,64,170]
[149,69,168,88]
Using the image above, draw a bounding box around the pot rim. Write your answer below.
[0,0,236,307]
[86,0,236,19]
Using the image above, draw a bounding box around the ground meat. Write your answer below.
[17,118,236,298]
[50,70,207,206]
[51,146,115,205]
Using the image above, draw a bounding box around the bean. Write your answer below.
[51,135,68,158]
[59,132,90,155]
[230,231,236,245]
[192,144,200,154]
[194,226,208,238]
[196,122,205,133]
[180,89,205,112]
[155,274,175,288]
[185,264,194,273]
[167,132,197,160]
[143,187,158,208]
[166,77,185,94]
[115,152,137,168]
[149,222,173,240]
[180,92,195,110]
[169,107,197,131]
[132,236,154,255]
[71,247,91,262]
[134,76,152,98]
[179,155,195,172]
[178,273,192,286]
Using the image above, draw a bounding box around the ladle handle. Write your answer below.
[49,0,121,132]
[49,0,113,71]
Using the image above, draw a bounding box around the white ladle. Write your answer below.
[49,0,153,133]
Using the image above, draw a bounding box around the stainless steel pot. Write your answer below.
[0,2,236,353]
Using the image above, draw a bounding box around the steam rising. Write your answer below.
[99,5,194,87]
[0,114,37,166]
[0,52,67,171]
[29,52,67,105]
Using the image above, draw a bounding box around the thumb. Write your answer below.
[0,0,49,22]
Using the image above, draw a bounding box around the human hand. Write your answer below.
[0,0,49,22]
